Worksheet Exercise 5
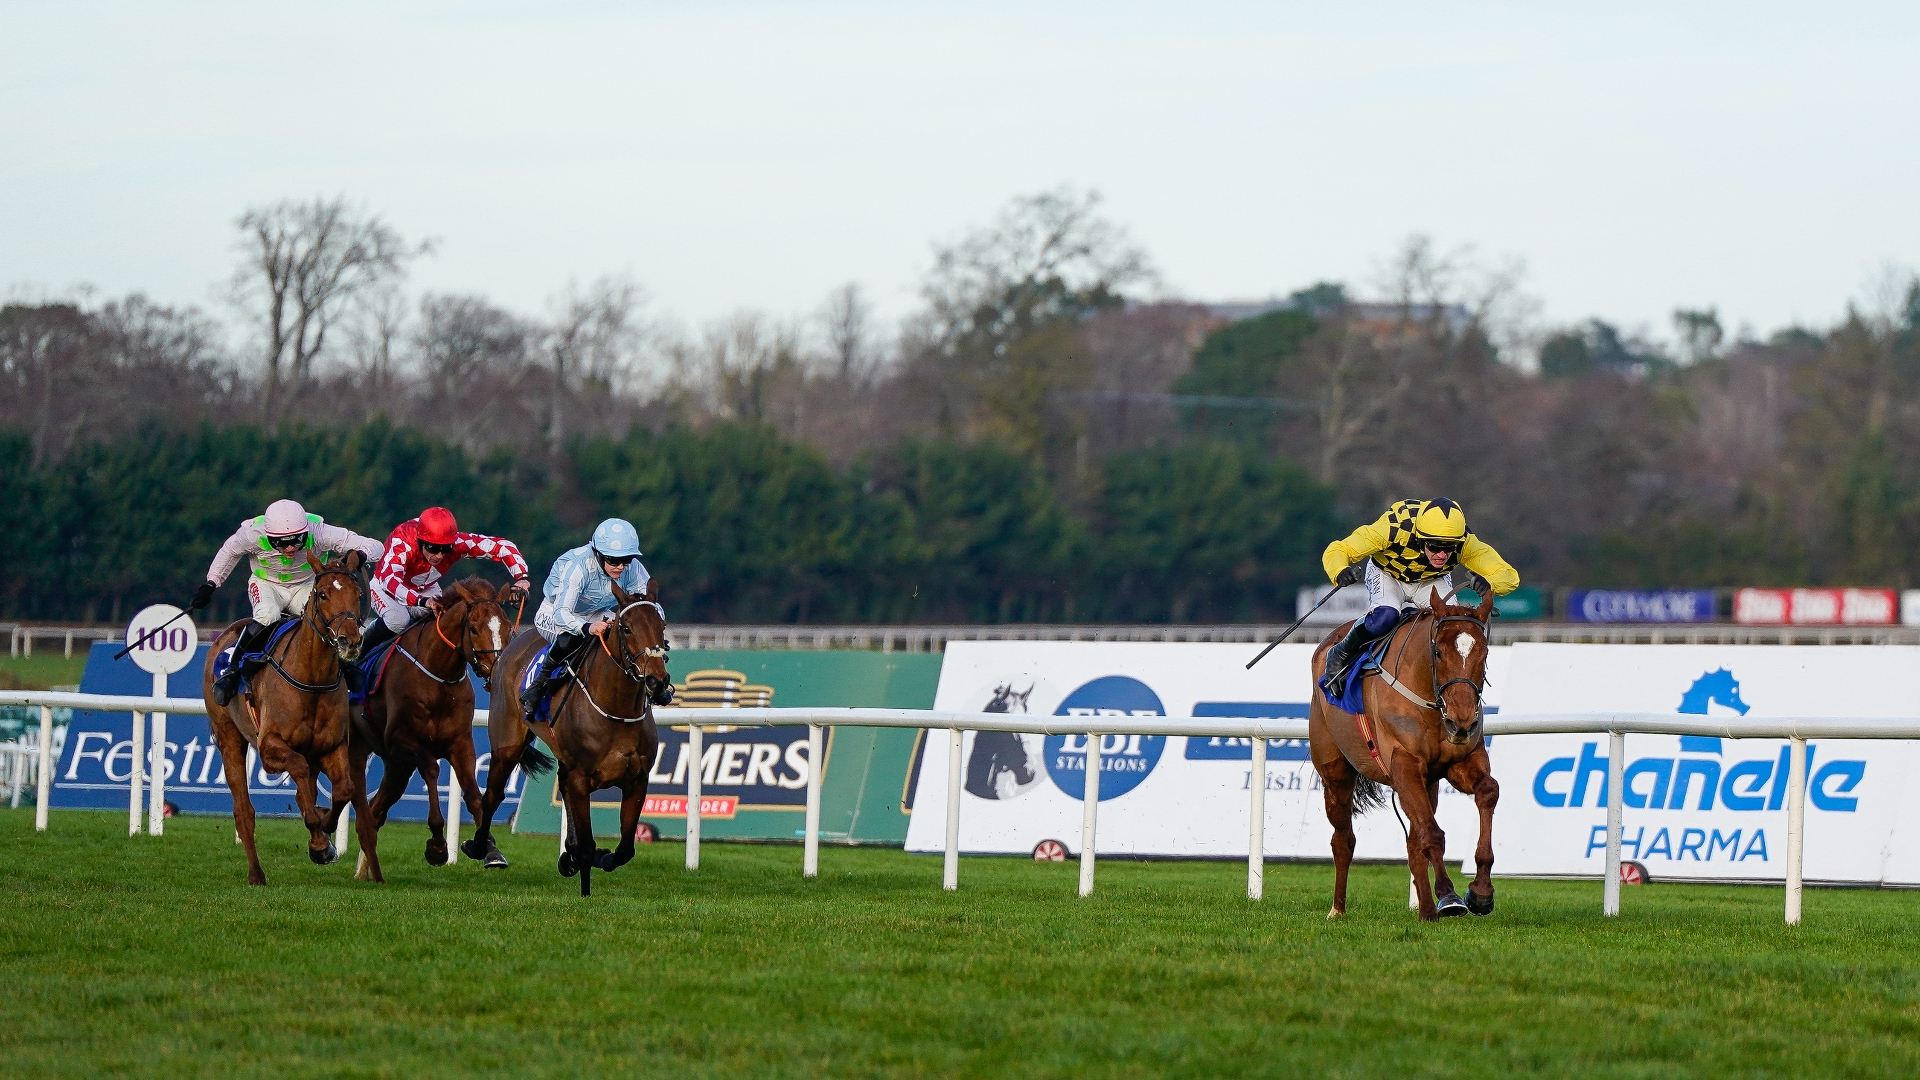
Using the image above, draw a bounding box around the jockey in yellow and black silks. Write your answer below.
[1319,498,1520,698]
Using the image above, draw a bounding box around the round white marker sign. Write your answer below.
[125,604,199,675]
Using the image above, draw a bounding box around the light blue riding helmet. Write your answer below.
[591,518,643,560]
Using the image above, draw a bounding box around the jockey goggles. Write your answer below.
[596,551,635,569]
[268,532,309,551]
[1420,538,1463,554]
[420,540,454,557]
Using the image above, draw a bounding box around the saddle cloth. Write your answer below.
[347,635,403,706]
[212,617,303,696]
[1318,635,1391,715]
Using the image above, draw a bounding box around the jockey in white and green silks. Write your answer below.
[193,498,383,704]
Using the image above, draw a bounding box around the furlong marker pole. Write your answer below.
[1604,731,1625,916]
[148,670,166,836]
[1786,736,1807,926]
[1248,734,1267,901]
[128,710,145,837]
[445,767,461,865]
[685,725,702,870]
[1079,733,1101,898]
[943,728,961,891]
[803,723,823,878]
[35,704,52,831]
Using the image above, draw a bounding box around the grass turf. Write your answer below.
[3,808,1916,1079]
[0,653,88,690]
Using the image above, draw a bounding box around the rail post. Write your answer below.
[444,766,461,865]
[1786,736,1807,925]
[943,728,961,891]
[1247,733,1266,901]
[128,710,145,836]
[334,801,352,855]
[35,704,52,831]
[1078,732,1101,898]
[148,670,167,836]
[1604,730,1624,916]
[685,725,702,870]
[803,723,823,878]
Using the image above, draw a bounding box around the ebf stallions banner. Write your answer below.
[904,642,1510,860]
[1494,643,1920,885]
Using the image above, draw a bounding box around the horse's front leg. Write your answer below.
[418,757,449,866]
[452,732,507,868]
[598,754,653,873]
[1447,749,1499,915]
[265,737,335,866]
[559,770,600,897]
[1387,752,1450,921]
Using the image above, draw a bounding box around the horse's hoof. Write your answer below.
[1326,908,1344,920]
[311,841,338,866]
[558,851,578,877]
[425,839,449,866]
[482,845,509,870]
[1468,889,1494,916]
[460,837,488,860]
[594,849,622,872]
[1436,890,1469,917]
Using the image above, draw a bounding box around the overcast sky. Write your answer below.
[5,1,1917,345]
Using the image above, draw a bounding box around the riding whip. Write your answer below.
[1246,584,1346,670]
[112,604,197,661]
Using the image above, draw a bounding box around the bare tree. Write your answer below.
[546,276,646,454]
[414,293,536,452]
[819,282,880,383]
[344,283,411,400]
[231,197,428,428]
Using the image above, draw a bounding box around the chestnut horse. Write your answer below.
[348,578,524,880]
[1308,590,1499,921]
[201,551,377,886]
[470,578,669,896]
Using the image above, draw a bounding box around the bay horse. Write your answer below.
[470,577,669,896]
[348,578,524,880]
[201,550,378,886]
[1308,590,1499,921]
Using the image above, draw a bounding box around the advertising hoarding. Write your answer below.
[1566,589,1717,623]
[1734,588,1896,626]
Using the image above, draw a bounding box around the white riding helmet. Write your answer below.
[263,499,310,536]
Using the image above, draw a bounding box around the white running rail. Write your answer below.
[6,688,1914,926]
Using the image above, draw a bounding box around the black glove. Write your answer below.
[1335,564,1362,587]
[1468,573,1490,596]
[190,580,217,610]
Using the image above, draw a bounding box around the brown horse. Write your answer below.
[471,578,669,896]
[1309,590,1499,922]
[201,551,377,886]
[348,578,521,881]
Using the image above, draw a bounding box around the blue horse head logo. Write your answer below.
[1677,668,1750,754]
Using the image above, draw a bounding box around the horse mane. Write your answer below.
[443,577,496,604]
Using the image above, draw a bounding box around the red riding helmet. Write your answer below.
[418,507,459,546]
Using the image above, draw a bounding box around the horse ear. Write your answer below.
[344,550,365,574]
[1476,589,1495,621]
[645,576,660,603]
[611,580,632,607]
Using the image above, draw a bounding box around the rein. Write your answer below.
[260,568,361,695]
[557,600,667,725]
[1363,605,1490,748]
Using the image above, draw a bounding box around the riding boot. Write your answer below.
[1323,618,1389,700]
[518,635,578,719]
[214,621,270,706]
[359,618,398,658]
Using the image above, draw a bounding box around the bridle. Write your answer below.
[306,567,365,662]
[1375,605,1489,745]
[561,599,669,723]
[1429,611,1489,744]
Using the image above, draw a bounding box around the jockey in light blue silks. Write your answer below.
[517,518,673,717]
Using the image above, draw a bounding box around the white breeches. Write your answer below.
[1364,560,1456,615]
[369,580,438,632]
[247,577,313,626]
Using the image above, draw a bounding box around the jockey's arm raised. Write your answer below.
[1320,511,1397,583]
[1458,535,1520,595]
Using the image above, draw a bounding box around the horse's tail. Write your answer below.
[518,741,557,777]
[1352,776,1389,815]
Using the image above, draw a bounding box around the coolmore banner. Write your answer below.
[904,642,1509,860]
[1566,590,1717,623]
[1494,643,1920,885]
[50,643,527,821]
